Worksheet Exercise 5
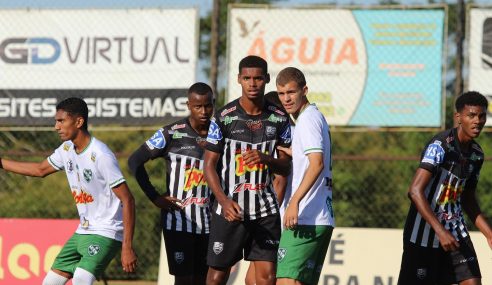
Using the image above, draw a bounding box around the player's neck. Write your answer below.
[72,131,91,154]
[239,96,264,115]
[292,100,310,121]
[456,127,473,153]
[188,117,209,136]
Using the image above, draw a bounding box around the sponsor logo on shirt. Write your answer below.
[90,152,96,162]
[221,115,238,125]
[422,141,444,165]
[72,189,94,204]
[63,142,71,151]
[181,196,209,208]
[171,123,186,130]
[67,160,74,173]
[146,129,166,150]
[220,106,236,117]
[437,180,463,205]
[233,182,266,193]
[246,119,262,131]
[437,211,460,222]
[206,120,222,144]
[280,125,292,144]
[172,131,188,139]
[235,153,267,176]
[268,105,286,116]
[183,168,207,191]
[267,114,285,123]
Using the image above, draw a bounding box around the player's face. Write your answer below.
[277,80,308,116]
[237,67,269,100]
[187,92,214,127]
[456,104,487,140]
[54,110,82,141]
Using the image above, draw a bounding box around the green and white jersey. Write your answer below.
[291,104,334,226]
[48,137,126,241]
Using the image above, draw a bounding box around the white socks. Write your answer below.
[42,271,69,285]
[72,268,97,285]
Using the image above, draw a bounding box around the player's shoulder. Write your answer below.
[59,141,74,152]
[299,104,326,125]
[163,118,189,133]
[90,137,116,157]
[217,99,240,118]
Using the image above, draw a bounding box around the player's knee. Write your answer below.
[72,268,96,285]
[42,270,69,285]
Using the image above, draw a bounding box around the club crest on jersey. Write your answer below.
[207,120,222,144]
[87,244,100,256]
[422,141,444,165]
[278,248,287,262]
[174,252,184,264]
[280,126,292,144]
[83,169,93,183]
[416,268,427,279]
[213,242,223,255]
[146,129,166,150]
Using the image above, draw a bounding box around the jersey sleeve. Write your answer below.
[47,143,66,171]
[205,115,225,153]
[278,120,292,148]
[299,113,326,155]
[97,151,126,189]
[419,139,445,172]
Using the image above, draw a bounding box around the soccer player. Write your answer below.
[0,97,137,285]
[204,55,292,285]
[128,82,214,285]
[275,67,334,285]
[398,91,492,285]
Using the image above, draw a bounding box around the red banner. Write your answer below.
[0,218,78,285]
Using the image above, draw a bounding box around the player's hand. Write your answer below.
[220,198,242,222]
[121,246,137,273]
[277,146,292,157]
[436,229,459,251]
[242,149,269,165]
[283,201,299,230]
[152,195,183,211]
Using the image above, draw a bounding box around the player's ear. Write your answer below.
[75,116,85,129]
[455,112,461,124]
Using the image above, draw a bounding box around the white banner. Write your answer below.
[0,9,198,89]
[157,228,492,285]
[468,8,492,125]
[227,7,445,127]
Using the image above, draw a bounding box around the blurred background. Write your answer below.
[1,0,492,283]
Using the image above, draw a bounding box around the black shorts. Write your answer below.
[163,230,209,276]
[207,212,281,268]
[398,237,481,285]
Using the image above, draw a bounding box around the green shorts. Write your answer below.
[276,225,333,285]
[52,233,121,278]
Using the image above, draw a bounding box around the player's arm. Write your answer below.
[111,182,138,273]
[203,149,241,222]
[128,146,181,211]
[461,183,492,249]
[273,173,288,207]
[284,152,323,229]
[0,157,57,177]
[407,168,459,251]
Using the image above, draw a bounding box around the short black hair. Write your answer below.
[455,91,488,112]
[56,97,89,131]
[238,55,268,75]
[188,82,213,96]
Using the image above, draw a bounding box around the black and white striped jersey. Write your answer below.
[131,118,210,234]
[403,128,484,248]
[205,99,292,220]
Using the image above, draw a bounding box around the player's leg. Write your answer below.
[244,214,281,285]
[276,225,330,285]
[163,229,202,285]
[206,212,248,285]
[75,234,121,284]
[245,262,256,285]
[44,233,81,285]
[397,242,439,285]
[191,232,209,285]
[446,237,481,285]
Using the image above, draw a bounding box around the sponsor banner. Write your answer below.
[0,89,189,125]
[156,227,492,284]
[468,8,492,126]
[0,9,197,89]
[0,218,79,285]
[227,8,445,127]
